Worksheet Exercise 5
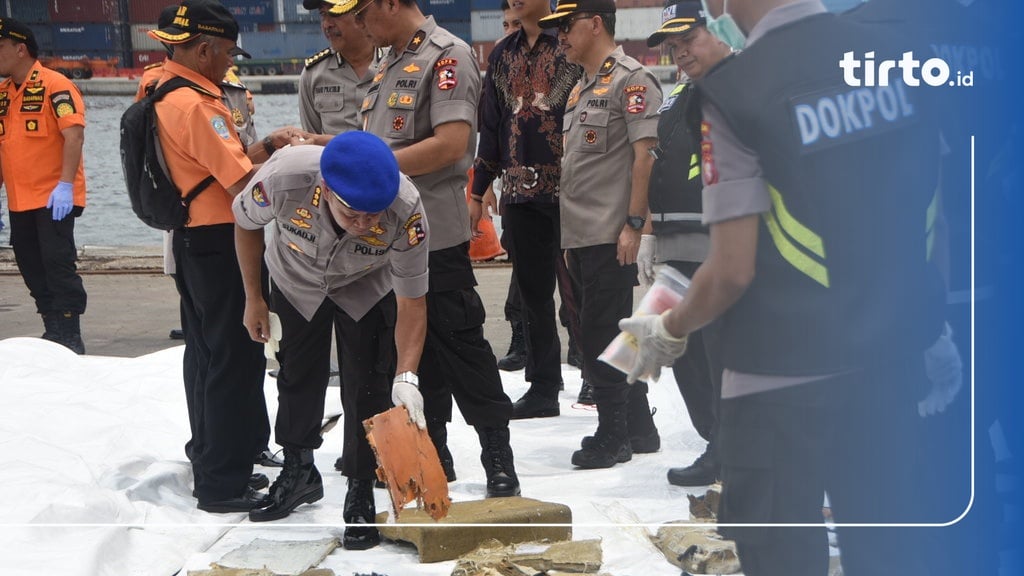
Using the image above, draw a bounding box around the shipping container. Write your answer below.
[127,0,168,25]
[49,0,122,23]
[223,0,275,24]
[614,7,662,41]
[10,0,51,23]
[472,41,495,73]
[130,23,165,52]
[471,10,504,43]
[615,0,667,9]
[421,0,471,22]
[436,19,471,46]
[279,0,321,23]
[470,0,503,10]
[28,24,56,53]
[53,23,124,53]
[133,50,167,68]
[237,24,324,60]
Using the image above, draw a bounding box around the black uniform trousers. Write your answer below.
[173,224,267,502]
[503,203,563,398]
[271,285,396,480]
[565,244,638,407]
[718,357,932,576]
[667,260,722,447]
[9,208,87,315]
[419,243,512,427]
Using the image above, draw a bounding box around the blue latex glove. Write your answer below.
[47,181,74,221]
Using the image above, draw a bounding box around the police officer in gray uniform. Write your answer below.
[299,0,383,141]
[642,0,731,487]
[539,0,663,469]
[334,0,520,498]
[233,131,429,550]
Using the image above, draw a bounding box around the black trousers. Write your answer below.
[504,203,563,397]
[667,260,722,447]
[420,244,512,427]
[173,224,268,502]
[9,208,87,315]
[718,358,932,576]
[566,244,638,407]
[272,286,395,480]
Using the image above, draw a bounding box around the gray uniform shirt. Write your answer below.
[232,145,430,322]
[299,48,382,135]
[560,46,661,249]
[221,74,257,148]
[361,17,481,252]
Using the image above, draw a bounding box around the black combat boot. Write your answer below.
[572,402,632,469]
[343,477,381,550]
[667,442,720,487]
[497,319,526,371]
[625,383,660,453]
[249,448,323,522]
[428,421,457,482]
[41,313,61,343]
[55,312,85,355]
[576,380,595,405]
[477,425,521,497]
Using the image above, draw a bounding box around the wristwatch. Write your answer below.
[394,371,419,388]
[626,215,646,231]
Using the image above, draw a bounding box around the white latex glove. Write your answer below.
[263,312,283,361]
[638,234,656,286]
[392,380,426,429]
[920,322,963,417]
[618,311,689,384]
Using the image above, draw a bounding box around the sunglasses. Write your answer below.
[558,13,593,34]
[352,0,378,22]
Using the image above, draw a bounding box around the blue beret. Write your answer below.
[320,131,399,213]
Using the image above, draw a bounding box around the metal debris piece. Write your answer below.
[652,526,741,574]
[453,538,607,576]
[364,406,451,520]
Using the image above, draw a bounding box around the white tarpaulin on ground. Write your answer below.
[0,336,714,575]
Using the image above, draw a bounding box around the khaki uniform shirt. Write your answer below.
[232,145,429,322]
[361,17,480,252]
[560,46,661,249]
[299,48,382,135]
[221,69,258,148]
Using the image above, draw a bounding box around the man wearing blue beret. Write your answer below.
[232,131,430,550]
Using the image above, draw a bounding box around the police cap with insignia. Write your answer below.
[324,0,362,15]
[147,0,252,58]
[302,0,346,11]
[0,18,39,58]
[538,0,616,29]
[321,131,400,213]
[647,0,705,47]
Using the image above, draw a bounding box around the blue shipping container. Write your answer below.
[29,24,56,52]
[421,0,471,21]
[470,0,503,10]
[10,0,51,23]
[239,24,325,60]
[52,23,123,53]
[436,19,471,46]
[279,0,321,23]
[223,0,276,24]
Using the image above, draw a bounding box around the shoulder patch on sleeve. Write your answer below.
[305,48,333,69]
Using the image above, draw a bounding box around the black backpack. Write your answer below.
[119,76,216,231]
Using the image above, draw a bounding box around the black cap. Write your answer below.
[0,18,38,57]
[158,4,179,28]
[538,0,616,28]
[303,0,349,10]
[647,0,705,47]
[147,0,252,58]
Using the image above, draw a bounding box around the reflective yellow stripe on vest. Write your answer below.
[762,185,830,288]
[925,187,940,261]
[688,153,700,180]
